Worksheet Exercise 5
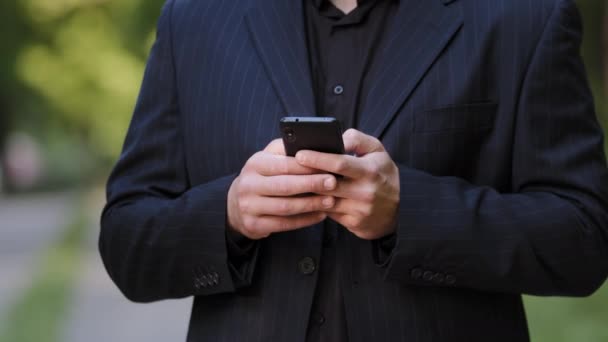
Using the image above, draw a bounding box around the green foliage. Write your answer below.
[525,284,608,342]
[0,0,605,177]
[0,0,164,167]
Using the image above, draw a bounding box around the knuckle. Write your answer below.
[313,197,326,211]
[277,200,292,215]
[277,218,291,231]
[275,179,290,195]
[242,216,258,234]
[303,176,316,192]
[268,164,279,176]
[335,159,348,173]
[269,158,288,175]
[278,159,290,174]
[313,176,326,192]
[237,176,253,192]
[367,163,381,177]
[237,198,251,214]
[301,154,316,168]
[378,172,389,186]
[247,152,263,167]
[360,188,376,203]
[358,205,373,218]
[350,217,364,231]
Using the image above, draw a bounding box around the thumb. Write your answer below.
[264,138,287,155]
[343,129,385,156]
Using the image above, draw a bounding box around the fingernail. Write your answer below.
[322,197,334,208]
[324,177,336,190]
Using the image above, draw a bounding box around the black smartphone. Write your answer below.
[280,117,345,157]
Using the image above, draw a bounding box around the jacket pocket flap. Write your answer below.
[414,102,498,133]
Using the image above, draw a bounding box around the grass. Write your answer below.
[525,284,608,342]
[0,205,87,342]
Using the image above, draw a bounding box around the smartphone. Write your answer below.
[280,117,345,157]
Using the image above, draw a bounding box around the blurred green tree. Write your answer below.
[577,0,606,128]
[0,0,163,188]
[0,0,605,183]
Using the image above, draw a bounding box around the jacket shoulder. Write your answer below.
[171,0,253,17]
[461,0,562,31]
[460,0,569,51]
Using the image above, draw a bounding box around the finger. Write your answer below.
[251,212,327,235]
[342,129,385,156]
[264,138,286,155]
[250,152,318,176]
[295,151,367,179]
[256,174,337,196]
[327,212,363,232]
[322,198,371,218]
[242,195,335,216]
[317,178,376,201]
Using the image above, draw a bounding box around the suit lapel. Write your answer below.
[358,0,463,138]
[245,0,315,116]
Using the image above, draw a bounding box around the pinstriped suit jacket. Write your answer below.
[100,0,608,341]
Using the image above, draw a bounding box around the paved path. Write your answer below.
[0,192,75,321]
[62,191,192,342]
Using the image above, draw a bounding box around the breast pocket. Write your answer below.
[410,102,498,178]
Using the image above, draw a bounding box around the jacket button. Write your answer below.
[423,270,434,282]
[445,275,456,285]
[195,278,207,289]
[410,268,423,280]
[298,257,317,275]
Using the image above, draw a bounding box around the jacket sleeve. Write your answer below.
[99,0,257,303]
[384,0,608,296]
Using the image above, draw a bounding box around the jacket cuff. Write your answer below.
[225,226,260,288]
[372,233,397,267]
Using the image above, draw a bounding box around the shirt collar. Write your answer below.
[312,0,375,10]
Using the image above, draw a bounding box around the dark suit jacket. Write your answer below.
[100,0,608,341]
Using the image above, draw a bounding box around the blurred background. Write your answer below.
[0,0,606,341]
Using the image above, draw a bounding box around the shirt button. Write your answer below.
[298,257,317,275]
[333,85,344,95]
[313,312,325,325]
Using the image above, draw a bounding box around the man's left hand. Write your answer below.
[295,129,400,240]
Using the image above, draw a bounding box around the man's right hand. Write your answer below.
[227,139,337,240]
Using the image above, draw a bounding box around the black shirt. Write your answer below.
[304,1,397,341]
[226,1,398,341]
[306,0,396,130]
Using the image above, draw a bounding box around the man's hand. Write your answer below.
[227,139,337,240]
[295,129,400,240]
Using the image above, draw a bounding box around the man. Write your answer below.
[100,0,608,341]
